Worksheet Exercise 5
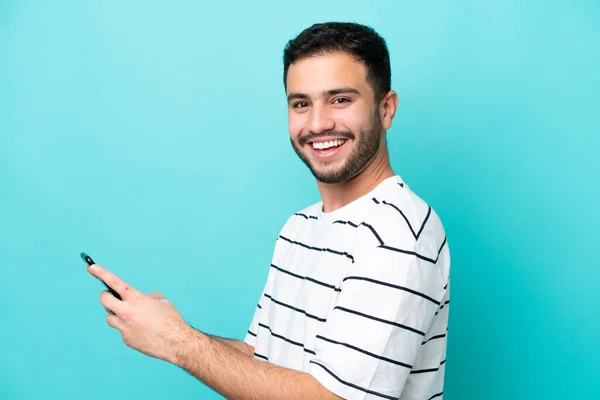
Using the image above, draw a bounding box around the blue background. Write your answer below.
[1,1,598,399]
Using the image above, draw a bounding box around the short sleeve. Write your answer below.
[308,241,446,400]
[243,302,261,348]
[243,265,276,348]
[244,227,291,349]
[243,282,268,348]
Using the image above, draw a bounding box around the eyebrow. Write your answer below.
[287,87,360,102]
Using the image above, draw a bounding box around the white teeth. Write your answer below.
[312,139,345,150]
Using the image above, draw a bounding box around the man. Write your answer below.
[88,22,451,400]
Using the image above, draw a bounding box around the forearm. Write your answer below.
[170,327,339,400]
[207,334,253,357]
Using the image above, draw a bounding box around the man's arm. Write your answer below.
[169,327,343,400]
[189,324,254,357]
[86,264,337,398]
[206,334,254,357]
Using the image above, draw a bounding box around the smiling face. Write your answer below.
[286,51,385,184]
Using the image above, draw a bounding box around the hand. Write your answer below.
[87,264,191,363]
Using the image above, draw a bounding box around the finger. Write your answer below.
[106,312,121,330]
[104,307,114,314]
[100,290,125,315]
[87,264,140,300]
[149,291,165,300]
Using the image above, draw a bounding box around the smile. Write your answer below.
[308,138,348,160]
[311,139,346,150]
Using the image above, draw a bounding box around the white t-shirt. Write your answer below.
[244,175,451,400]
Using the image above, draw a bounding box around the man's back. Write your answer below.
[245,175,451,400]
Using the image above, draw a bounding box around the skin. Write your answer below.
[88,50,399,399]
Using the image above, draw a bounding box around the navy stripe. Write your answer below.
[342,276,440,305]
[333,306,425,336]
[435,300,450,316]
[416,206,432,239]
[332,220,385,245]
[257,323,315,355]
[247,330,257,337]
[309,361,397,400]
[373,197,431,240]
[429,392,443,400]
[278,235,355,263]
[437,236,447,257]
[411,359,446,374]
[271,264,340,292]
[422,333,446,345]
[378,244,437,264]
[292,218,435,263]
[333,219,360,228]
[372,197,418,238]
[293,213,386,246]
[360,222,385,245]
[372,197,431,242]
[254,352,268,361]
[316,335,412,369]
[294,212,318,220]
[264,293,327,322]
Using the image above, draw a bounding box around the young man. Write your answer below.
[89,22,451,400]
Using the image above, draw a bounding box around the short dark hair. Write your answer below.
[283,22,391,102]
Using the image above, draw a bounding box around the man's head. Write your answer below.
[283,22,397,184]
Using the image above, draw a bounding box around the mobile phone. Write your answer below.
[81,252,122,300]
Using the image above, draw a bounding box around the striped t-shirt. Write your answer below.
[244,175,451,400]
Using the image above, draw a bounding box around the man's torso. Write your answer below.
[246,175,450,399]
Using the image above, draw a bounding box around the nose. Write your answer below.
[308,105,335,134]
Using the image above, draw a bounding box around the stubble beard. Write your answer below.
[290,111,383,184]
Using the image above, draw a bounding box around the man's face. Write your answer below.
[286,52,383,184]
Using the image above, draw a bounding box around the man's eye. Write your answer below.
[333,98,350,104]
[293,102,309,108]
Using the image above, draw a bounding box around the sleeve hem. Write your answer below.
[243,331,257,347]
[309,361,368,400]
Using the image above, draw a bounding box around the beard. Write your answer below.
[290,111,383,184]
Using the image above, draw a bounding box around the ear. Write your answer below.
[380,90,399,130]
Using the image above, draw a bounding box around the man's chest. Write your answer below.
[272,224,357,309]
[261,225,358,361]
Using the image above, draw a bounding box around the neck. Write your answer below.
[317,146,395,213]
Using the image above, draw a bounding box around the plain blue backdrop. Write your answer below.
[1,1,598,399]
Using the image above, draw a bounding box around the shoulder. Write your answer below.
[349,182,450,295]
[362,178,448,262]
